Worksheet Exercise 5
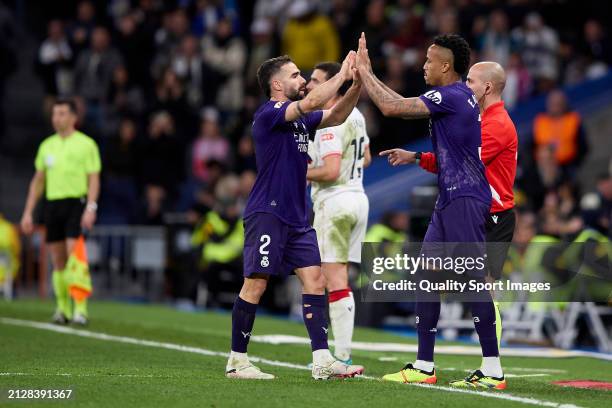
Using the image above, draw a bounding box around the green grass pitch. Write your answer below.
[0,299,610,407]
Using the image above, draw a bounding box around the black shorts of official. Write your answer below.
[44,197,86,243]
[485,208,516,280]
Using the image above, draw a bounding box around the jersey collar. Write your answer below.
[483,101,505,118]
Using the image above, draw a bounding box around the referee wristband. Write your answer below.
[86,202,98,212]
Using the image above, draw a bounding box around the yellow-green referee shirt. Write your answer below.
[34,131,101,201]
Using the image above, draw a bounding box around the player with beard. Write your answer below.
[226,53,365,380]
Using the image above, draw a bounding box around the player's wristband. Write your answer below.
[86,202,98,213]
[415,151,422,165]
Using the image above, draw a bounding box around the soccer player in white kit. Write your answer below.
[306,62,371,364]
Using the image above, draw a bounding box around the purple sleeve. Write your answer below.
[259,101,291,129]
[419,88,457,117]
[303,110,323,138]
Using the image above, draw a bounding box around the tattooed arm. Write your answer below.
[360,70,430,119]
[356,32,430,119]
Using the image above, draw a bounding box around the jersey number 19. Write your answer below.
[350,136,365,180]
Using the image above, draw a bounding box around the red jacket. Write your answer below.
[420,101,517,213]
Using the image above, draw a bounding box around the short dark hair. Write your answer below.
[257,55,293,98]
[433,34,471,76]
[53,97,77,114]
[313,61,352,96]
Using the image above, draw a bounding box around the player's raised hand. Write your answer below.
[356,32,372,74]
[341,50,356,81]
[379,148,417,166]
[351,67,361,86]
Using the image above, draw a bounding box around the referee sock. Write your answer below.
[328,288,354,361]
[74,298,88,317]
[52,270,72,319]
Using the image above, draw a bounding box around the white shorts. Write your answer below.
[313,191,369,264]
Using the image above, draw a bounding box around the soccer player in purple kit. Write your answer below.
[356,33,505,388]
[225,52,365,380]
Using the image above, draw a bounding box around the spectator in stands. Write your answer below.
[235,133,257,175]
[202,18,246,114]
[581,173,612,236]
[38,20,73,99]
[191,0,239,37]
[245,18,275,95]
[359,0,389,75]
[533,89,588,173]
[253,0,291,32]
[106,65,146,134]
[517,144,565,212]
[141,111,183,224]
[151,68,193,136]
[502,52,532,109]
[582,19,612,66]
[511,12,559,93]
[101,117,140,224]
[478,9,511,68]
[281,0,340,71]
[74,26,123,132]
[539,189,583,238]
[115,12,154,88]
[424,0,455,35]
[68,0,97,57]
[192,108,230,184]
[172,34,220,110]
[385,7,425,55]
[154,8,190,59]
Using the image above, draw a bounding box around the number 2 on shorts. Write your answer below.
[259,234,271,255]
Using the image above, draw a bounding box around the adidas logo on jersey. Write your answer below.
[270,200,277,207]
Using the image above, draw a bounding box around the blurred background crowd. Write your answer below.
[0,0,610,311]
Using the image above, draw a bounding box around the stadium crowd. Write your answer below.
[3,0,606,301]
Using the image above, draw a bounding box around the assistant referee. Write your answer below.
[21,98,101,325]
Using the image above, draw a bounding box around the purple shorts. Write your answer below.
[243,212,321,278]
[421,197,489,276]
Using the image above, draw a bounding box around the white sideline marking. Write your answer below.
[1,372,168,379]
[0,317,580,408]
[252,334,612,361]
[413,384,580,408]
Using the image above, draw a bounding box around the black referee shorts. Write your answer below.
[485,208,516,280]
[44,198,86,243]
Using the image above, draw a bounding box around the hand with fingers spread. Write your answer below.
[379,148,417,166]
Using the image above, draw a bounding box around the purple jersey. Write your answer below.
[244,100,323,226]
[419,82,491,209]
